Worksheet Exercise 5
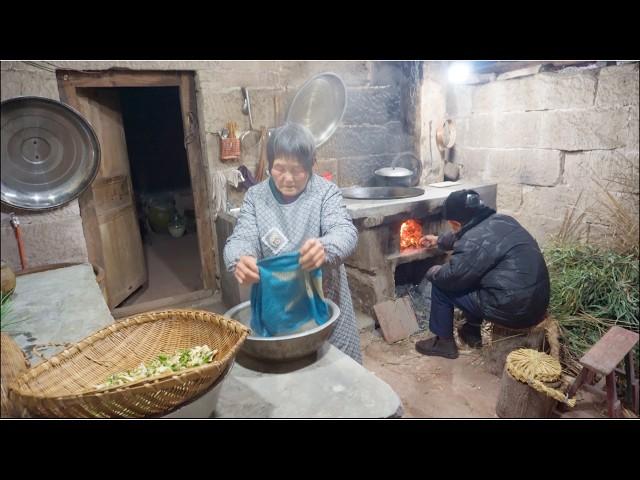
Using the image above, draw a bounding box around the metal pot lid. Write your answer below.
[374,166,413,177]
[286,72,347,147]
[1,96,101,210]
[391,152,422,186]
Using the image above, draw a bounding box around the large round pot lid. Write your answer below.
[1,96,101,210]
[286,72,347,147]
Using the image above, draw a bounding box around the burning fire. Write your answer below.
[400,219,423,251]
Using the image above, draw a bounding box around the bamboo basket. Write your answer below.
[1,333,30,418]
[8,309,249,418]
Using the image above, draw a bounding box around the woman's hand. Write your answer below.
[420,234,438,249]
[234,256,260,285]
[299,238,326,270]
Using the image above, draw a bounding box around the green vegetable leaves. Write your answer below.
[96,345,218,389]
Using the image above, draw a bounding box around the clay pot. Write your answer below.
[147,199,175,233]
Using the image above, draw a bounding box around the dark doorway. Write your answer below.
[117,87,202,306]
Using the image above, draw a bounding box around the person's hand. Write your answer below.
[420,234,438,249]
[299,238,326,271]
[438,231,457,251]
[425,264,442,281]
[234,256,260,285]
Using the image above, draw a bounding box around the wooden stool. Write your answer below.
[565,326,639,418]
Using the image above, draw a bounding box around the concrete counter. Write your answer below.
[343,181,498,220]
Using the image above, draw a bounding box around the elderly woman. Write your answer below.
[223,123,362,363]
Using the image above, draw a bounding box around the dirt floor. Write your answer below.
[361,328,614,418]
[120,231,202,306]
[361,329,502,417]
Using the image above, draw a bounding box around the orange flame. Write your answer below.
[400,219,422,250]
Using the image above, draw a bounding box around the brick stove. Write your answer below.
[343,181,497,318]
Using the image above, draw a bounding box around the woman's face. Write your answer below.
[271,157,310,197]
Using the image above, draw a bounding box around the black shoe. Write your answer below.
[459,323,482,348]
[415,336,459,359]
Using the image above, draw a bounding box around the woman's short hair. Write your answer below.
[267,123,317,173]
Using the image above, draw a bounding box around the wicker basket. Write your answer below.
[1,333,30,418]
[8,309,249,418]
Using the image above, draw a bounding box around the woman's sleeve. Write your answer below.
[318,183,358,265]
[222,188,261,272]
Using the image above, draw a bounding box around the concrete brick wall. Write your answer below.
[1,60,418,273]
[446,62,639,245]
[419,62,448,184]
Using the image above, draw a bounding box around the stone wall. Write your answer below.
[1,61,419,278]
[419,62,449,184]
[446,62,639,245]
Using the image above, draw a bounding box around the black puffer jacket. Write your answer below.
[431,208,550,328]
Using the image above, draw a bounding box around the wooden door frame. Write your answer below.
[56,70,217,312]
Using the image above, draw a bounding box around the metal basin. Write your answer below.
[224,299,340,362]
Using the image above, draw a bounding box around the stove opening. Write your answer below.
[399,219,423,251]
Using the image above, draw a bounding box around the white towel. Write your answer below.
[212,168,246,219]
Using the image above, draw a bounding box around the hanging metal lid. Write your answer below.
[286,72,347,147]
[1,96,101,210]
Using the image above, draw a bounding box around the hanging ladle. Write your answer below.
[241,87,254,129]
[240,87,261,149]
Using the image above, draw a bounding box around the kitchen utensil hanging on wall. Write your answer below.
[220,120,241,161]
[1,96,101,210]
[435,119,456,153]
[240,87,261,150]
[255,127,268,182]
[286,72,347,147]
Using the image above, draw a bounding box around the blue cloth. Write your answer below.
[250,251,330,337]
[429,285,484,338]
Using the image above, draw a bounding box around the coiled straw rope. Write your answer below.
[506,349,576,407]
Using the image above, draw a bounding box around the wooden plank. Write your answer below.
[580,326,639,375]
[179,72,217,291]
[374,296,419,344]
[98,205,146,307]
[56,77,108,303]
[93,175,131,213]
[473,61,597,76]
[112,289,214,319]
[58,70,182,88]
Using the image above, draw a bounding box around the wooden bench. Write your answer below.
[565,326,639,418]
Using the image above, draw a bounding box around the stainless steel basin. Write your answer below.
[224,299,340,362]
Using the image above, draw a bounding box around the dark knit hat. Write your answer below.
[443,189,483,224]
